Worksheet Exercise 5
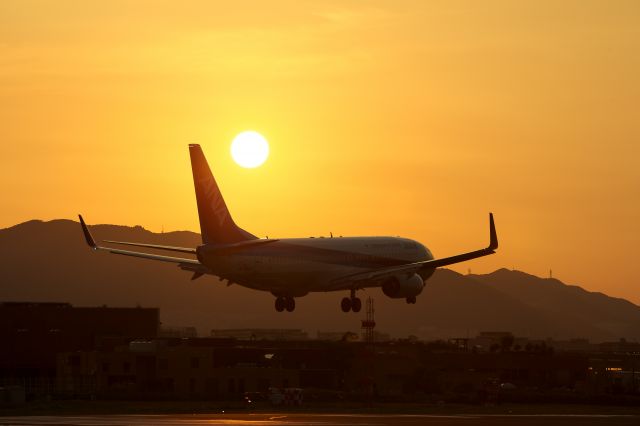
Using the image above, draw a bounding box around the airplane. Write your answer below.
[79,144,498,313]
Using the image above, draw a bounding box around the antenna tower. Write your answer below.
[361,296,376,344]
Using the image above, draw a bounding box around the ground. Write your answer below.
[2,402,640,425]
[1,413,640,425]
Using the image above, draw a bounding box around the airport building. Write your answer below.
[210,329,309,341]
[0,302,159,398]
[158,326,198,338]
[1,301,639,403]
[56,338,301,399]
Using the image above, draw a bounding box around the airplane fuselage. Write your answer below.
[197,236,434,296]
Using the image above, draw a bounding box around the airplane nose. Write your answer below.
[421,243,434,261]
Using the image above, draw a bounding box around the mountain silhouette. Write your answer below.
[1,219,638,342]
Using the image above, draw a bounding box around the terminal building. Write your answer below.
[210,329,309,341]
[1,301,638,403]
[0,302,159,398]
[56,338,303,399]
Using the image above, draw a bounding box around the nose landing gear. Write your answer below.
[341,289,362,313]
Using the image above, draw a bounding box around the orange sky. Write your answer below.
[1,1,638,302]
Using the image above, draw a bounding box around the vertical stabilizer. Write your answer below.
[189,144,257,244]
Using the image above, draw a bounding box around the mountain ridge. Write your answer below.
[1,219,638,342]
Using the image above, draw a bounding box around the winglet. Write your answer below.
[488,213,498,251]
[78,214,97,249]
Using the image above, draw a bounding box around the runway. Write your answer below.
[1,413,639,426]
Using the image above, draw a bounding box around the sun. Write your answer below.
[230,131,269,168]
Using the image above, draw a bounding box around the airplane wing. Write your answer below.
[103,240,197,254]
[79,215,203,268]
[103,237,279,255]
[331,213,498,287]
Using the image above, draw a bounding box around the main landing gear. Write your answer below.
[341,289,362,313]
[406,296,417,304]
[275,296,295,312]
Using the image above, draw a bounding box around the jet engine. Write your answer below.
[382,274,424,299]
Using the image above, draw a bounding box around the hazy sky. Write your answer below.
[1,1,638,302]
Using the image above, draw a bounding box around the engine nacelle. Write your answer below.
[382,274,424,299]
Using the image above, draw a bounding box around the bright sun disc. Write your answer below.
[230,131,269,168]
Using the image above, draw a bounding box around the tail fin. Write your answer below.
[189,144,257,244]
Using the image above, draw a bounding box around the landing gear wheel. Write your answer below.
[406,296,417,304]
[341,297,352,312]
[351,297,362,313]
[285,297,295,312]
[275,296,285,312]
